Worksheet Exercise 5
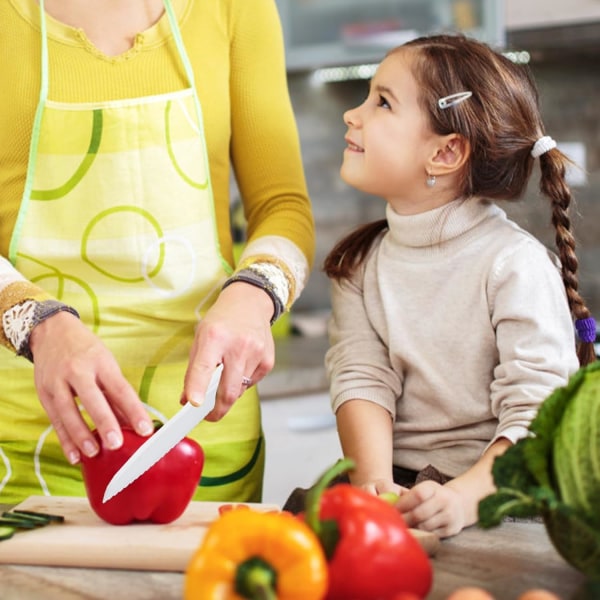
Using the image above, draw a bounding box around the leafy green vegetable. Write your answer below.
[478,360,600,579]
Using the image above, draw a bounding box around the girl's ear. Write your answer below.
[427,133,470,176]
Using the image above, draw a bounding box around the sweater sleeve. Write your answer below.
[0,256,53,352]
[227,0,314,306]
[326,258,402,417]
[488,240,579,446]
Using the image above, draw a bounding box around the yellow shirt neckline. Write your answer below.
[9,0,191,59]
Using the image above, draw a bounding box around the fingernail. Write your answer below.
[137,420,154,436]
[189,393,203,407]
[68,450,80,465]
[83,440,99,457]
[106,430,122,450]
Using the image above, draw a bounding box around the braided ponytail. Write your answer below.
[538,147,597,365]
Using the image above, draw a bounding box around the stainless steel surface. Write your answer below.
[103,364,223,502]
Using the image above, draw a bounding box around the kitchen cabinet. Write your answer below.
[275,0,505,72]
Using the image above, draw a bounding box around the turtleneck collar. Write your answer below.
[384,197,503,249]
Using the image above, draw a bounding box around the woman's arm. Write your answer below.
[180,0,314,411]
[0,256,51,353]
[228,0,314,308]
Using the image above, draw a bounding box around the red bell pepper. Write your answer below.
[303,459,433,600]
[80,424,203,525]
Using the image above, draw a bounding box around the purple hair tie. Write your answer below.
[575,317,597,343]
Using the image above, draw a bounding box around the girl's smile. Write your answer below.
[344,138,364,153]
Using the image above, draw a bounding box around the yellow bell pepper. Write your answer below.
[184,507,328,600]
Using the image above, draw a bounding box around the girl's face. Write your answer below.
[341,50,447,214]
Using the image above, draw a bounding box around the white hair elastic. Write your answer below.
[438,91,472,109]
[531,135,557,158]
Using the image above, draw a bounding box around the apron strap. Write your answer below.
[37,0,50,100]
[163,0,196,92]
[163,0,208,142]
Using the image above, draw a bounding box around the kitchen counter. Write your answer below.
[0,520,588,599]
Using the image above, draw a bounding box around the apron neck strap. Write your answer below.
[37,0,49,104]
[163,0,197,91]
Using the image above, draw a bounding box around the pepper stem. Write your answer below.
[235,556,278,600]
[304,458,355,536]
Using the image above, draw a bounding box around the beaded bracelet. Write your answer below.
[222,266,286,325]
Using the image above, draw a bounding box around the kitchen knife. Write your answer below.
[102,363,224,503]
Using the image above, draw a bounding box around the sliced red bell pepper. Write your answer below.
[304,459,433,600]
[80,424,203,525]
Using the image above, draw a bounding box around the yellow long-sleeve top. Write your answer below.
[0,0,314,350]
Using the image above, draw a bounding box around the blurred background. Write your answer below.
[263,0,600,332]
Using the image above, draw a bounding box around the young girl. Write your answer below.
[323,34,597,538]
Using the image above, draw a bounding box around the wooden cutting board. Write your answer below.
[0,496,439,570]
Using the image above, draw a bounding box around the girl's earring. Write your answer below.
[426,173,436,188]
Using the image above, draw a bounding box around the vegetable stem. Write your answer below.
[235,556,278,600]
[305,457,355,536]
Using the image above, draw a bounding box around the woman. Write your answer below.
[0,0,314,504]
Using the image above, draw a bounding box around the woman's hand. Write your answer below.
[181,281,275,419]
[29,311,154,466]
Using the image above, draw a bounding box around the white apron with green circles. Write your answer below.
[0,0,264,505]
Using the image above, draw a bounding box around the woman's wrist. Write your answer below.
[1,299,80,362]
[219,279,275,325]
[222,263,288,325]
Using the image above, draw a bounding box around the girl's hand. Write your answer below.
[181,281,275,419]
[358,478,404,498]
[395,480,471,538]
[29,311,154,466]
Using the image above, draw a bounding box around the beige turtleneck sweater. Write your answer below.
[326,197,578,477]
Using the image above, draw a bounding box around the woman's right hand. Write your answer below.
[29,311,154,465]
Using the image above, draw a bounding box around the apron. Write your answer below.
[0,0,264,504]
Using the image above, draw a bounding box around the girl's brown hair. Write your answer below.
[323,34,595,365]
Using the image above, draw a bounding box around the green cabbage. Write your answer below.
[478,360,600,579]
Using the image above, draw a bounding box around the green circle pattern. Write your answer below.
[31,109,102,201]
[81,206,165,282]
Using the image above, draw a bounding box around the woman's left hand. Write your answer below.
[181,281,276,419]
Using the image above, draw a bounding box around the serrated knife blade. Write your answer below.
[102,363,224,503]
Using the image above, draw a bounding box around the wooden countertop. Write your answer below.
[0,520,587,600]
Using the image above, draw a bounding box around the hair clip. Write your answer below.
[438,91,472,109]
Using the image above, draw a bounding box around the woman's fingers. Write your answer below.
[31,314,152,461]
[182,285,275,420]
